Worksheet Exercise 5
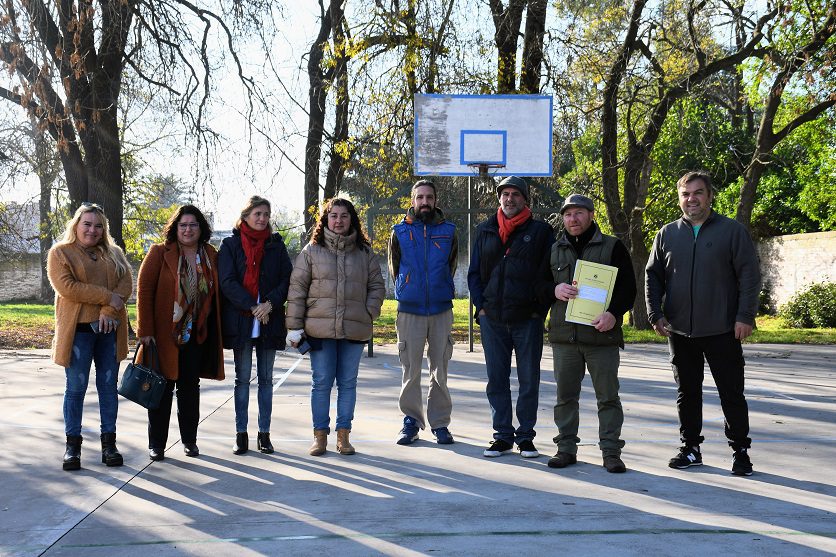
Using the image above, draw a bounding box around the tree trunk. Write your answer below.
[489,0,526,93]
[519,0,547,94]
[33,127,54,302]
[303,1,336,239]
[324,11,349,201]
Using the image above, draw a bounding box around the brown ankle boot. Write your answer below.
[336,428,355,455]
[309,429,327,456]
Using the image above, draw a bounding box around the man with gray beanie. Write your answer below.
[543,193,636,473]
[468,176,554,459]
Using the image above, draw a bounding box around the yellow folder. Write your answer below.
[565,260,618,326]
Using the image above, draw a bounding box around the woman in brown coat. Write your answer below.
[286,198,385,456]
[47,203,132,471]
[136,205,224,461]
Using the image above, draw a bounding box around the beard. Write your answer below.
[416,206,434,221]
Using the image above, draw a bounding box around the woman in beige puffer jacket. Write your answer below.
[286,198,385,456]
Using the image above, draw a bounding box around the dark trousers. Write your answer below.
[148,338,201,448]
[669,331,751,451]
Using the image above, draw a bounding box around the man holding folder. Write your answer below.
[544,194,636,473]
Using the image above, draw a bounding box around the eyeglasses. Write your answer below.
[178,223,200,230]
[81,202,103,211]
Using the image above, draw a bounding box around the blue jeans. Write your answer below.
[309,339,365,431]
[233,338,277,432]
[64,329,119,436]
[479,316,543,444]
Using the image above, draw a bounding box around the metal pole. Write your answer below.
[367,210,374,358]
[468,174,474,353]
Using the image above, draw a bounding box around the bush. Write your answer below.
[780,282,836,328]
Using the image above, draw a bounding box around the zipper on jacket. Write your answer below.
[688,228,697,337]
[424,224,430,315]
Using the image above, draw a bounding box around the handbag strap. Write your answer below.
[132,340,161,373]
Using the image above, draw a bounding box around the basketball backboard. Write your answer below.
[414,94,553,176]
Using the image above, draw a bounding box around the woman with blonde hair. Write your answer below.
[286,198,385,456]
[47,203,133,471]
[219,195,292,455]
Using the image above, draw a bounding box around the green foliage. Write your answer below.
[780,282,836,328]
[714,114,836,237]
[122,174,185,261]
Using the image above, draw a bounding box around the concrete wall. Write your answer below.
[0,254,41,301]
[756,231,836,309]
[4,233,834,306]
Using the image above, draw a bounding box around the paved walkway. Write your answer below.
[0,343,834,556]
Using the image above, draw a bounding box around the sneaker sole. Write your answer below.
[519,451,539,458]
[483,449,513,458]
[732,469,753,476]
[669,461,703,469]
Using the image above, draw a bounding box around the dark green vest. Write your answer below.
[547,228,624,347]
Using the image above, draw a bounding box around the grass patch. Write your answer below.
[1,301,833,349]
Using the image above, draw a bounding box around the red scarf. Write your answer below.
[497,206,532,245]
[240,222,270,298]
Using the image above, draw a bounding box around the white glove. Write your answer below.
[286,329,304,345]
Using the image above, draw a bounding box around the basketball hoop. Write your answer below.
[467,163,505,179]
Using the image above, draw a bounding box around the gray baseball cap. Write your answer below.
[559,193,594,214]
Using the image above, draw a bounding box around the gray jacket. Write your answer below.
[645,211,760,338]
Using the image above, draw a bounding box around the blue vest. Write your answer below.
[393,219,456,315]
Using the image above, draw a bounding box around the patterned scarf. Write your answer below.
[239,222,270,299]
[497,206,532,245]
[172,244,214,345]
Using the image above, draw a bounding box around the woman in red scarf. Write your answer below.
[218,196,292,455]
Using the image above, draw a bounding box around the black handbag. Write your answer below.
[118,342,167,410]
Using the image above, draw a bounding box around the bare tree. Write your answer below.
[1,0,280,245]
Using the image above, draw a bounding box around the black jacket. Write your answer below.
[467,213,555,323]
[645,211,760,337]
[218,229,293,350]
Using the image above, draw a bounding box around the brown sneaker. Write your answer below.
[603,455,626,473]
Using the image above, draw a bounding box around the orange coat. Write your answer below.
[47,243,133,367]
[135,242,225,381]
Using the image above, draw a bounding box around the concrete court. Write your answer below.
[0,342,834,557]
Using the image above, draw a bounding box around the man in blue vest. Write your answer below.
[389,179,458,445]
[545,194,636,473]
[468,176,555,459]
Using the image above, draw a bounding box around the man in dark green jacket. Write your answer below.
[544,194,636,473]
[646,171,760,476]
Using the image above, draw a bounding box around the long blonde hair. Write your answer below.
[56,203,130,277]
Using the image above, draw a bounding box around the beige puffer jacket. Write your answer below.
[286,227,385,341]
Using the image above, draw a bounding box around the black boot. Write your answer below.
[100,432,124,467]
[257,432,274,454]
[63,435,82,471]
[233,432,248,455]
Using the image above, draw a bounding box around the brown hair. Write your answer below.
[234,195,272,231]
[310,198,370,249]
[676,171,713,192]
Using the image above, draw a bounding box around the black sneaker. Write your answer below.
[547,452,577,468]
[483,439,514,457]
[396,416,420,445]
[669,446,702,469]
[603,455,627,473]
[517,439,539,458]
[732,448,753,476]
